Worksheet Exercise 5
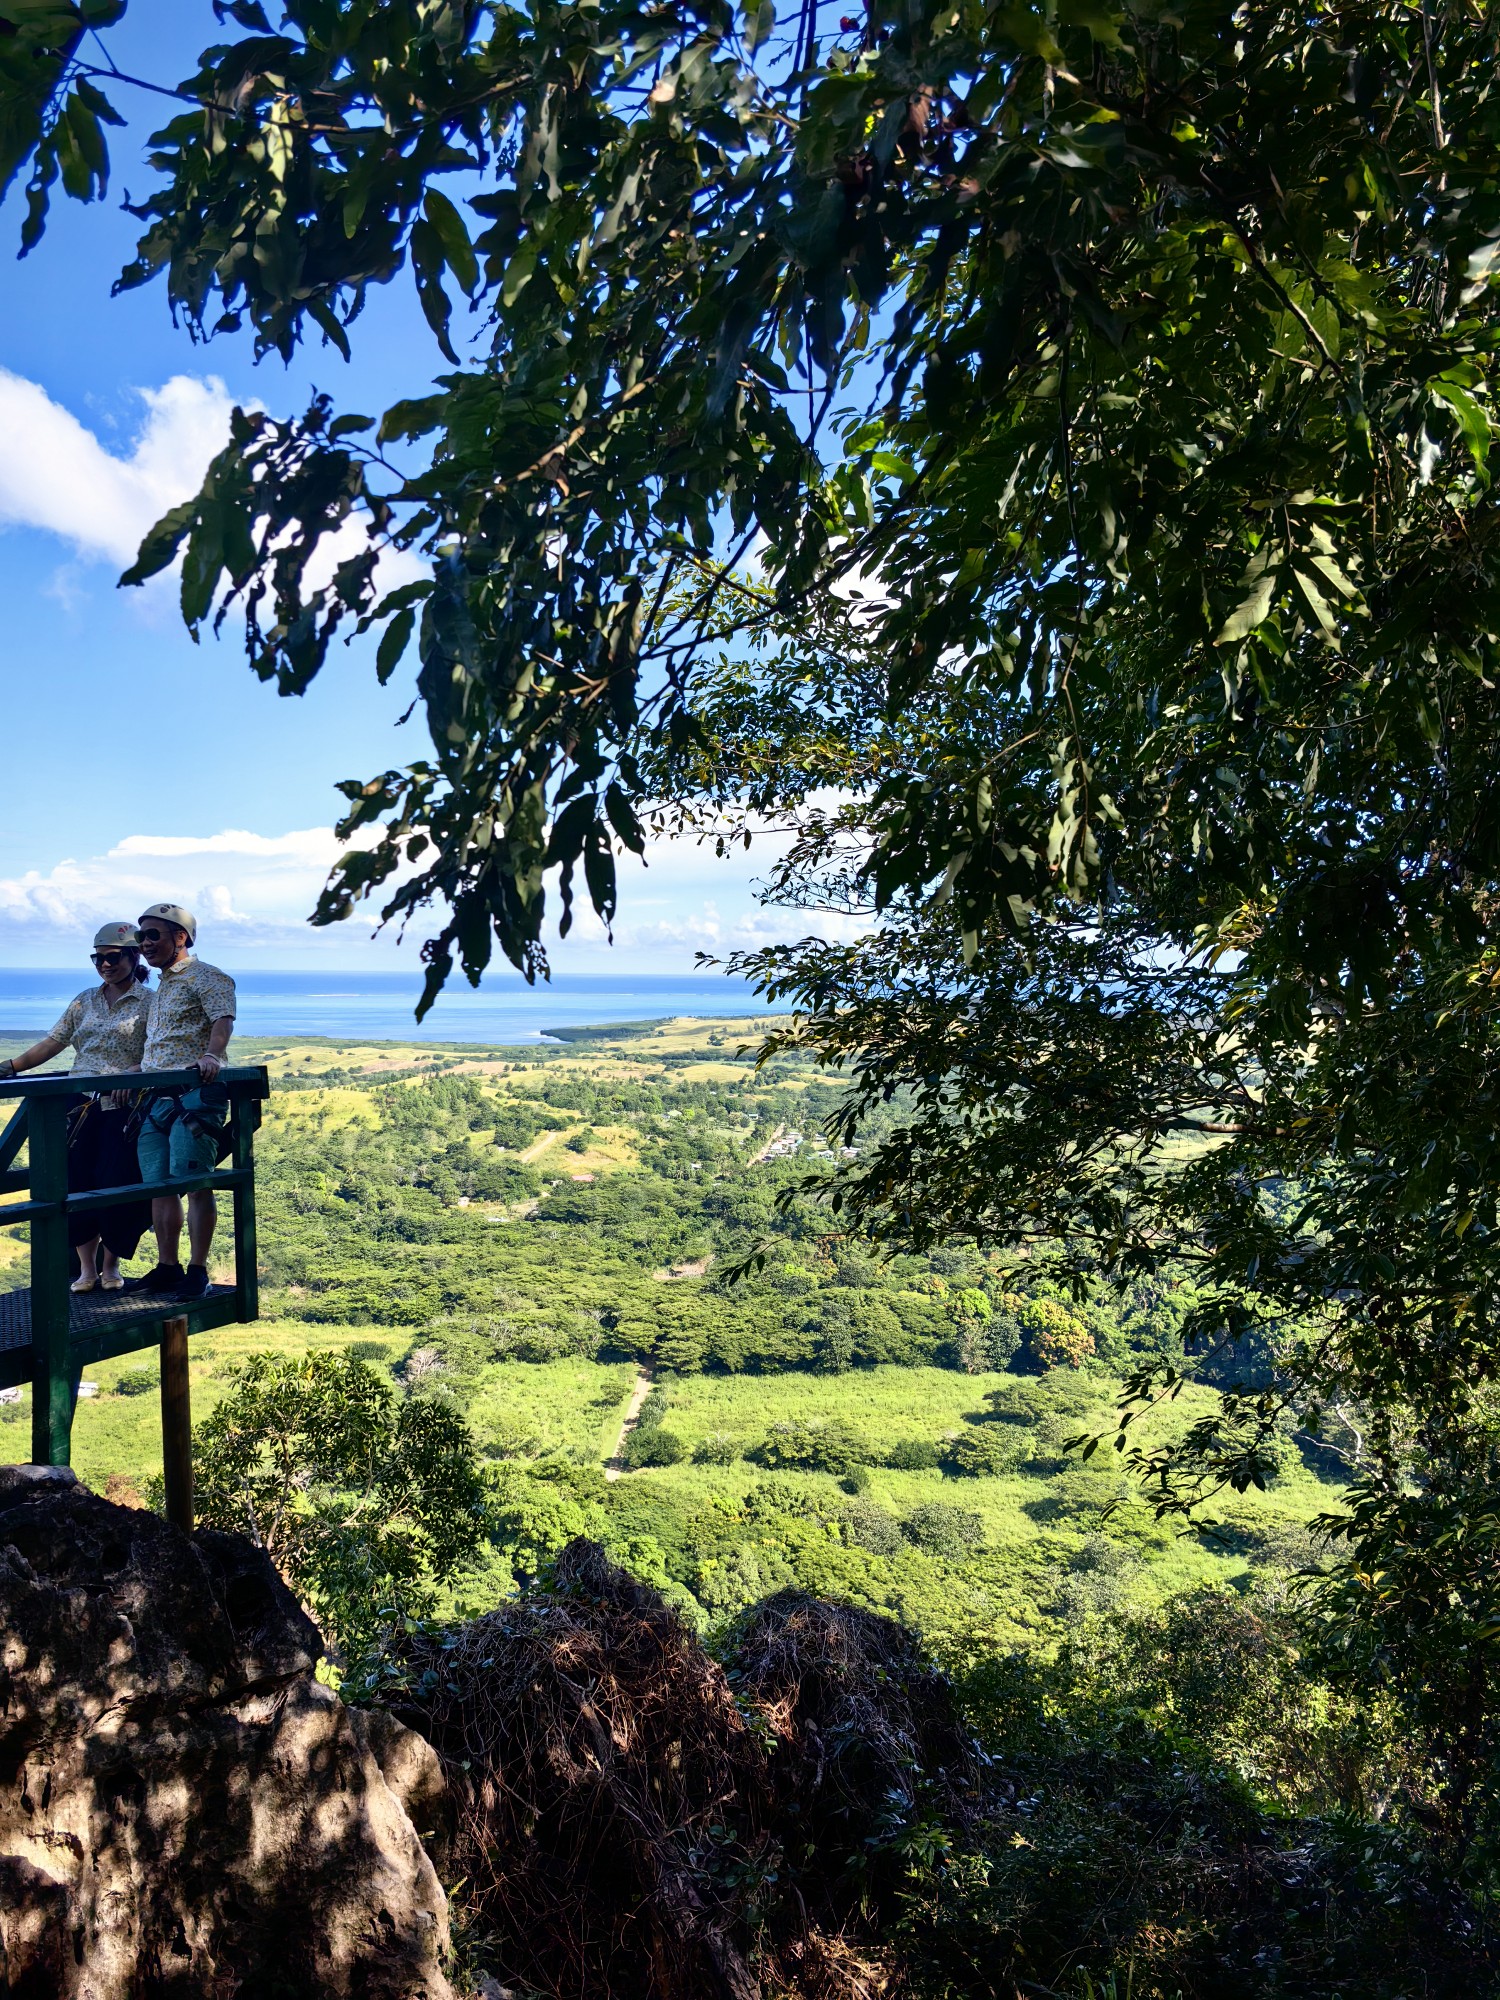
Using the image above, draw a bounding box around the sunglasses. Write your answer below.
[91,950,131,966]
[138,929,170,944]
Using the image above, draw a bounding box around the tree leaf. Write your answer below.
[408,218,458,365]
[376,607,415,685]
[424,188,479,297]
[1431,380,1492,479]
[1215,566,1278,645]
[118,497,198,588]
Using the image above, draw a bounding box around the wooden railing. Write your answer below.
[0,1065,269,1489]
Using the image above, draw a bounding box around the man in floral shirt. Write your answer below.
[124,904,238,1303]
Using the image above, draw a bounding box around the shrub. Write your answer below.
[744,1474,823,1521]
[940,1428,1015,1478]
[483,1419,545,1460]
[1023,1465,1127,1527]
[115,1366,157,1397]
[886,1437,942,1471]
[626,1426,685,1468]
[982,1381,1045,1427]
[841,1466,871,1495]
[941,1627,1471,1997]
[841,1496,904,1556]
[902,1502,986,1559]
[346,1339,389,1363]
[753,1417,871,1477]
[634,1385,671,1432]
[692,1431,739,1465]
[1254,1427,1305,1487]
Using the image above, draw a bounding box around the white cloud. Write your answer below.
[554,823,874,960]
[609,905,869,957]
[112,829,341,863]
[0,825,354,954]
[0,370,238,568]
[0,369,424,606]
[0,786,872,974]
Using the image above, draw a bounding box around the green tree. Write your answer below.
[484,1455,606,1576]
[753,1415,871,1476]
[950,1286,996,1375]
[1008,1296,1096,1375]
[194,1350,488,1658]
[940,1427,1015,1478]
[1313,1403,1500,1861]
[10,0,1498,1019]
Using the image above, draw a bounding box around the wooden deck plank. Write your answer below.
[0,1284,239,1391]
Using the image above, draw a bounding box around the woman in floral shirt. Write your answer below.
[0,924,152,1290]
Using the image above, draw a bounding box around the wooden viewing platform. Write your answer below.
[0,1278,239,1379]
[0,1065,269,1502]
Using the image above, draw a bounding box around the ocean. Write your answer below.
[0,968,787,1047]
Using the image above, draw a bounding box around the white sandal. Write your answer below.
[99,1271,124,1292]
[70,1275,97,1294]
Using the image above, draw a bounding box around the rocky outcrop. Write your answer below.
[0,1464,452,2000]
[393,1541,975,2000]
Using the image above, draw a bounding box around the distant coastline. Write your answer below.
[0,969,786,1046]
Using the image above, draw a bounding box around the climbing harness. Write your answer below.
[126,1080,232,1162]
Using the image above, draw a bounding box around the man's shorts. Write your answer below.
[138,1090,223,1184]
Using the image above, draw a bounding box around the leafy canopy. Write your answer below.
[13,0,1500,1011]
[194,1349,488,1655]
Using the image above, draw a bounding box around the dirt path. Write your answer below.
[604,1364,655,1482]
[749,1122,788,1164]
[651,1254,713,1282]
[519,1129,561,1163]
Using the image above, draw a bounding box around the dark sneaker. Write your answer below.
[121,1264,184,1296]
[169,1265,210,1303]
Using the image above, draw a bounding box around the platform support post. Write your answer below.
[160,1314,193,1533]
[230,1094,258,1323]
[29,1095,73,1466]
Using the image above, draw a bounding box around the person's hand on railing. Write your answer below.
[196,1016,234,1085]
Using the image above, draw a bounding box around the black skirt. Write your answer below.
[66,1100,150,1260]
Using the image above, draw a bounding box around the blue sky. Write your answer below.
[0,5,844,979]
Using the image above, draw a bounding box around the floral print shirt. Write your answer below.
[49,983,150,1077]
[141,956,238,1071]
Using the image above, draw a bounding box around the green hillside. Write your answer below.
[0,1020,1340,1656]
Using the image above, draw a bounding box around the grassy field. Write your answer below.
[636,1376,1328,1608]
[0,1321,415,1496]
[2,1328,1336,1640]
[0,1020,1343,1652]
